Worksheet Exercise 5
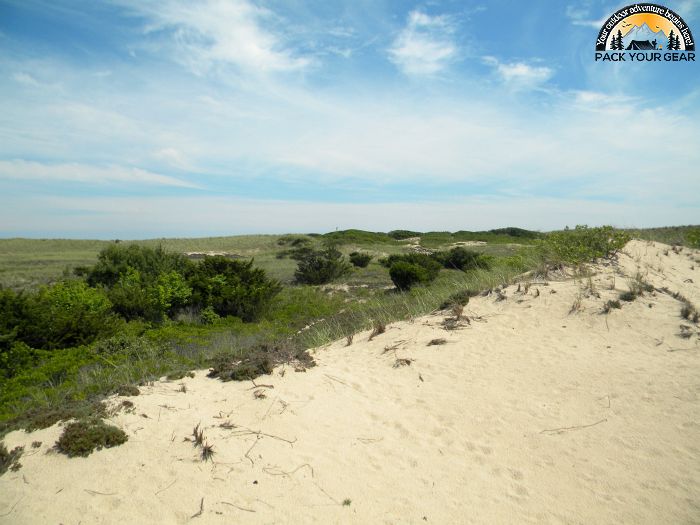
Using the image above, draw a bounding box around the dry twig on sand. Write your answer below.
[540,418,607,435]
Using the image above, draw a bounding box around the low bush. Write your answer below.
[381,253,442,281]
[23,280,118,350]
[80,244,191,288]
[55,418,128,457]
[433,247,491,271]
[540,225,630,265]
[389,262,428,291]
[349,252,372,268]
[188,256,281,322]
[388,230,421,240]
[294,245,351,285]
[208,342,314,381]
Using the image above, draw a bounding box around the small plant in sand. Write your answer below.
[427,338,447,346]
[201,441,215,462]
[346,334,354,346]
[55,419,128,457]
[369,321,386,341]
[618,290,637,302]
[0,442,24,475]
[602,300,621,314]
[178,383,187,393]
[629,272,654,296]
[116,384,140,397]
[681,303,699,323]
[190,423,205,447]
[342,499,352,507]
[569,295,583,314]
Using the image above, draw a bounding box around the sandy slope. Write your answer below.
[1,240,699,524]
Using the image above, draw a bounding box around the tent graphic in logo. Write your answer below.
[596,3,695,52]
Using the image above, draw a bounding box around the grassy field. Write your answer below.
[0,230,532,289]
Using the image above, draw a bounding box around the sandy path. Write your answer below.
[1,240,699,524]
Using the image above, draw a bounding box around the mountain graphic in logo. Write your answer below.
[622,22,667,50]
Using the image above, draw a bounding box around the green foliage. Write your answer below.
[107,267,159,321]
[687,228,700,248]
[433,247,491,271]
[151,271,192,316]
[381,253,442,281]
[349,252,373,268]
[199,306,221,325]
[188,256,281,321]
[1,402,108,435]
[389,262,428,290]
[322,229,394,245]
[25,281,117,350]
[55,418,128,457]
[540,226,630,264]
[81,244,191,288]
[294,245,352,285]
[388,230,421,240]
[0,342,41,380]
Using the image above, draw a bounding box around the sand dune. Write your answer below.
[1,240,699,524]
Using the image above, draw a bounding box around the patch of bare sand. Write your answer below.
[1,240,699,524]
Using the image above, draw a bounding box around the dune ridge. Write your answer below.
[1,240,699,524]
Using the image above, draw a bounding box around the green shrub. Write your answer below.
[389,262,428,290]
[55,419,128,457]
[381,253,442,281]
[349,252,372,268]
[540,226,630,265]
[294,245,352,285]
[24,281,117,350]
[199,306,221,325]
[388,230,421,240]
[188,256,281,322]
[0,341,41,379]
[686,228,700,248]
[80,244,191,288]
[322,229,392,245]
[433,247,490,271]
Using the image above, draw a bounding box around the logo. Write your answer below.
[595,3,695,62]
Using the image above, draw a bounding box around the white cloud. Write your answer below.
[483,56,554,89]
[388,10,457,75]
[565,5,607,28]
[12,72,41,86]
[115,0,311,73]
[0,160,199,188]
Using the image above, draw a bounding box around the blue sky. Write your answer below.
[0,0,698,238]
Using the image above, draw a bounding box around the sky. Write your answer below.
[0,0,698,239]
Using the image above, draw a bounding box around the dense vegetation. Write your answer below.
[0,224,692,442]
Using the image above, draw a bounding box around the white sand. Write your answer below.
[1,240,699,524]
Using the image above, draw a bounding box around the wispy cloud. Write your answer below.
[115,0,311,74]
[564,4,609,28]
[388,10,457,75]
[483,57,554,89]
[0,160,199,189]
